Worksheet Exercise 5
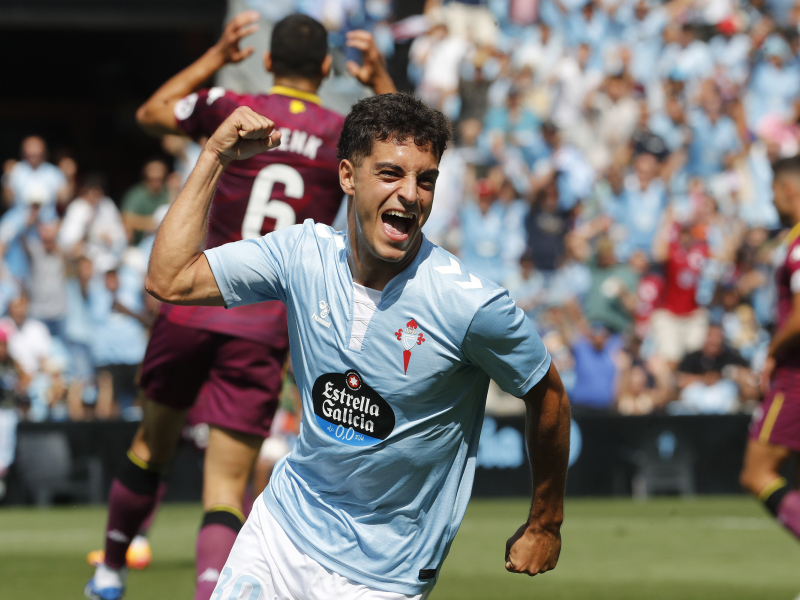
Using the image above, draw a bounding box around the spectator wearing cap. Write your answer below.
[1,136,69,211]
[121,159,170,245]
[709,16,752,86]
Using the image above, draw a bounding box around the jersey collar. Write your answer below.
[269,85,321,105]
[786,221,800,246]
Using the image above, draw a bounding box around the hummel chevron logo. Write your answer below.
[434,257,462,275]
[434,258,483,289]
[456,274,483,289]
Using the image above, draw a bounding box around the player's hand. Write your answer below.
[760,356,775,396]
[206,106,281,166]
[505,522,561,577]
[213,10,260,64]
[345,30,396,93]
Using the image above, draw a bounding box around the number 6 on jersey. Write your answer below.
[242,164,302,239]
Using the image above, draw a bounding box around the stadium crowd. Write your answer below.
[1,0,798,429]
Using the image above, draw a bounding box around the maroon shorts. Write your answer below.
[140,315,287,438]
[749,387,800,453]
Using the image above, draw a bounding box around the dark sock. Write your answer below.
[103,451,161,569]
[194,507,244,600]
[760,477,790,517]
[760,478,800,541]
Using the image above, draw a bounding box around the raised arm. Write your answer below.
[145,107,281,305]
[344,30,397,95]
[506,362,570,577]
[136,11,260,137]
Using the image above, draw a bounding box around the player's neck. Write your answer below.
[347,232,422,292]
[271,76,321,95]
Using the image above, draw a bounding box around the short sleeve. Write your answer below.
[462,288,552,396]
[203,224,307,308]
[175,87,243,139]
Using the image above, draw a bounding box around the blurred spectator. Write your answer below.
[58,174,127,271]
[89,266,149,420]
[584,240,641,333]
[608,152,667,260]
[1,136,70,210]
[23,221,67,336]
[616,336,671,415]
[525,178,571,272]
[672,324,756,413]
[0,186,58,280]
[650,217,710,365]
[122,159,170,245]
[63,256,97,420]
[564,321,624,415]
[687,85,742,178]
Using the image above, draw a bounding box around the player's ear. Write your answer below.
[263,51,273,73]
[321,54,333,79]
[339,159,356,196]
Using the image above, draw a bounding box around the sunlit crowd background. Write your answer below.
[1,0,798,431]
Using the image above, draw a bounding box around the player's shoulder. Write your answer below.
[174,86,245,120]
[419,242,507,312]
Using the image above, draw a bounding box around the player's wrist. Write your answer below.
[200,145,232,171]
[206,44,231,69]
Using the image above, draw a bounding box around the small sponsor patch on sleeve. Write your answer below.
[174,93,199,120]
[791,269,800,294]
[418,569,437,580]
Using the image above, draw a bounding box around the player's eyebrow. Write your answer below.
[373,162,439,180]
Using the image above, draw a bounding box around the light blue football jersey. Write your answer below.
[204,220,551,595]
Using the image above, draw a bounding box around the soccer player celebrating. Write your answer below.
[741,156,800,543]
[85,12,395,600]
[144,95,570,598]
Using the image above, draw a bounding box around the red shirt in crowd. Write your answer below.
[662,228,708,316]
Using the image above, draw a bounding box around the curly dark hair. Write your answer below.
[336,93,451,166]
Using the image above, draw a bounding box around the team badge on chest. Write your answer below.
[395,319,426,374]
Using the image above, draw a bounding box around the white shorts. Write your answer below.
[213,496,430,600]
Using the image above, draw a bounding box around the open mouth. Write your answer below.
[381,209,417,241]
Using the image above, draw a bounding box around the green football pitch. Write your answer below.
[1,497,798,600]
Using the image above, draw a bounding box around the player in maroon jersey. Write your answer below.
[85,13,395,600]
[740,156,800,545]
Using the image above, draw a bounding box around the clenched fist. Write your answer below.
[505,522,561,577]
[205,106,282,166]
